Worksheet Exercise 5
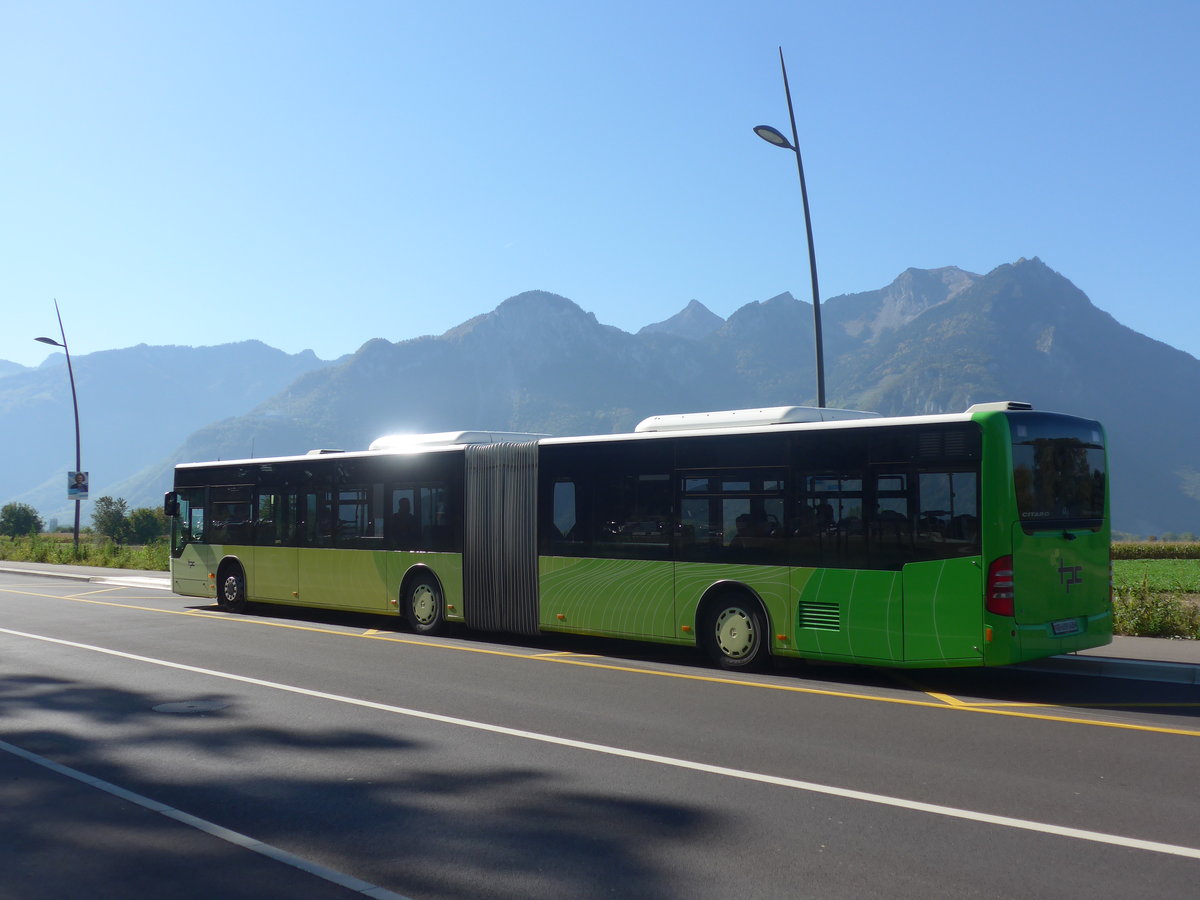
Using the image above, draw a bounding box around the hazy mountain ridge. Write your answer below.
[639,299,725,340]
[3,341,330,521]
[0,359,28,378]
[10,260,1199,534]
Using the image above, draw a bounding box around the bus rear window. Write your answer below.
[1010,415,1105,528]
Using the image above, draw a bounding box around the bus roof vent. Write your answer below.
[634,406,880,433]
[368,431,548,451]
[306,449,345,455]
[965,401,1033,413]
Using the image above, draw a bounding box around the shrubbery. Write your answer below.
[0,502,44,538]
[1112,578,1200,639]
[0,534,169,570]
[1112,542,1200,560]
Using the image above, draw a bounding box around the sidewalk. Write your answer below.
[2,560,1198,684]
[0,559,169,590]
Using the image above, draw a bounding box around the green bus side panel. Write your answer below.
[296,548,390,612]
[675,562,792,649]
[387,552,465,622]
[902,557,984,663]
[539,557,675,638]
[793,568,903,661]
[250,547,298,601]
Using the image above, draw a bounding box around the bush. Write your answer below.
[0,534,169,571]
[1112,580,1200,639]
[92,496,133,544]
[128,507,168,544]
[1111,542,1200,560]
[0,502,44,538]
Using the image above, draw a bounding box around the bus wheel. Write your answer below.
[702,594,769,671]
[406,574,444,635]
[217,563,247,614]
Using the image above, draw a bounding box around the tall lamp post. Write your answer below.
[35,301,83,553]
[754,47,826,408]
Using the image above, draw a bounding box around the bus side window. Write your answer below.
[336,486,383,548]
[188,505,206,543]
[255,492,297,546]
[678,471,787,565]
[388,484,450,550]
[419,485,450,550]
[871,472,914,569]
[593,471,671,560]
[548,479,581,554]
[916,471,980,558]
[303,491,335,547]
[389,488,419,549]
[210,487,252,545]
[804,475,868,569]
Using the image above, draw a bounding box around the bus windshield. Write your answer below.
[1010,414,1105,529]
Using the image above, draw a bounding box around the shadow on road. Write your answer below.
[0,671,716,899]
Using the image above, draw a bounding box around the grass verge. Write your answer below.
[0,535,169,571]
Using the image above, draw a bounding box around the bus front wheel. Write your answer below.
[701,594,769,671]
[217,563,248,614]
[406,574,444,635]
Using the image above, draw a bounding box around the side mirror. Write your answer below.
[163,492,180,517]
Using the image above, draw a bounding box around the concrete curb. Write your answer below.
[0,565,94,582]
[0,565,170,591]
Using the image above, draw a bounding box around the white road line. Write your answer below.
[0,736,410,900]
[4,625,1200,862]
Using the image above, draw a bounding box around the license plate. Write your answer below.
[1052,618,1081,636]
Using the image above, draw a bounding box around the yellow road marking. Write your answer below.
[925,691,970,707]
[6,583,1200,736]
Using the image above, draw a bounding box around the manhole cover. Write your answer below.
[153,700,229,714]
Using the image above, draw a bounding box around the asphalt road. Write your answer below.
[2,570,1198,899]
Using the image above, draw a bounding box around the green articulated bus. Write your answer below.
[165,401,1111,670]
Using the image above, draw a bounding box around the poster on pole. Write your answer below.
[68,471,89,500]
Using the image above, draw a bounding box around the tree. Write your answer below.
[0,502,44,538]
[127,507,168,544]
[91,496,132,543]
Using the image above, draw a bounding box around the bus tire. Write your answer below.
[217,562,248,614]
[701,592,769,672]
[406,573,444,635]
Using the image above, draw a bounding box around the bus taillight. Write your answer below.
[986,556,1015,616]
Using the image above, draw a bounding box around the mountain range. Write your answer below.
[2,257,1196,536]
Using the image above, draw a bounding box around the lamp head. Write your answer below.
[753,125,794,150]
[35,337,64,347]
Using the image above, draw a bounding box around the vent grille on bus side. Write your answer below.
[918,429,971,459]
[797,601,840,631]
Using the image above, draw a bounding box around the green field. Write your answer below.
[1111,555,1200,640]
[1113,558,1200,594]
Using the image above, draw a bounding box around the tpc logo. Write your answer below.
[1058,563,1083,593]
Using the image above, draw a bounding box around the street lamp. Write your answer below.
[754,48,826,408]
[36,300,83,553]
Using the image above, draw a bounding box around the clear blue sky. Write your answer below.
[2,0,1197,368]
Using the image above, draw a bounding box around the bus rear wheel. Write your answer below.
[406,574,444,635]
[217,563,247,614]
[702,594,769,671]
